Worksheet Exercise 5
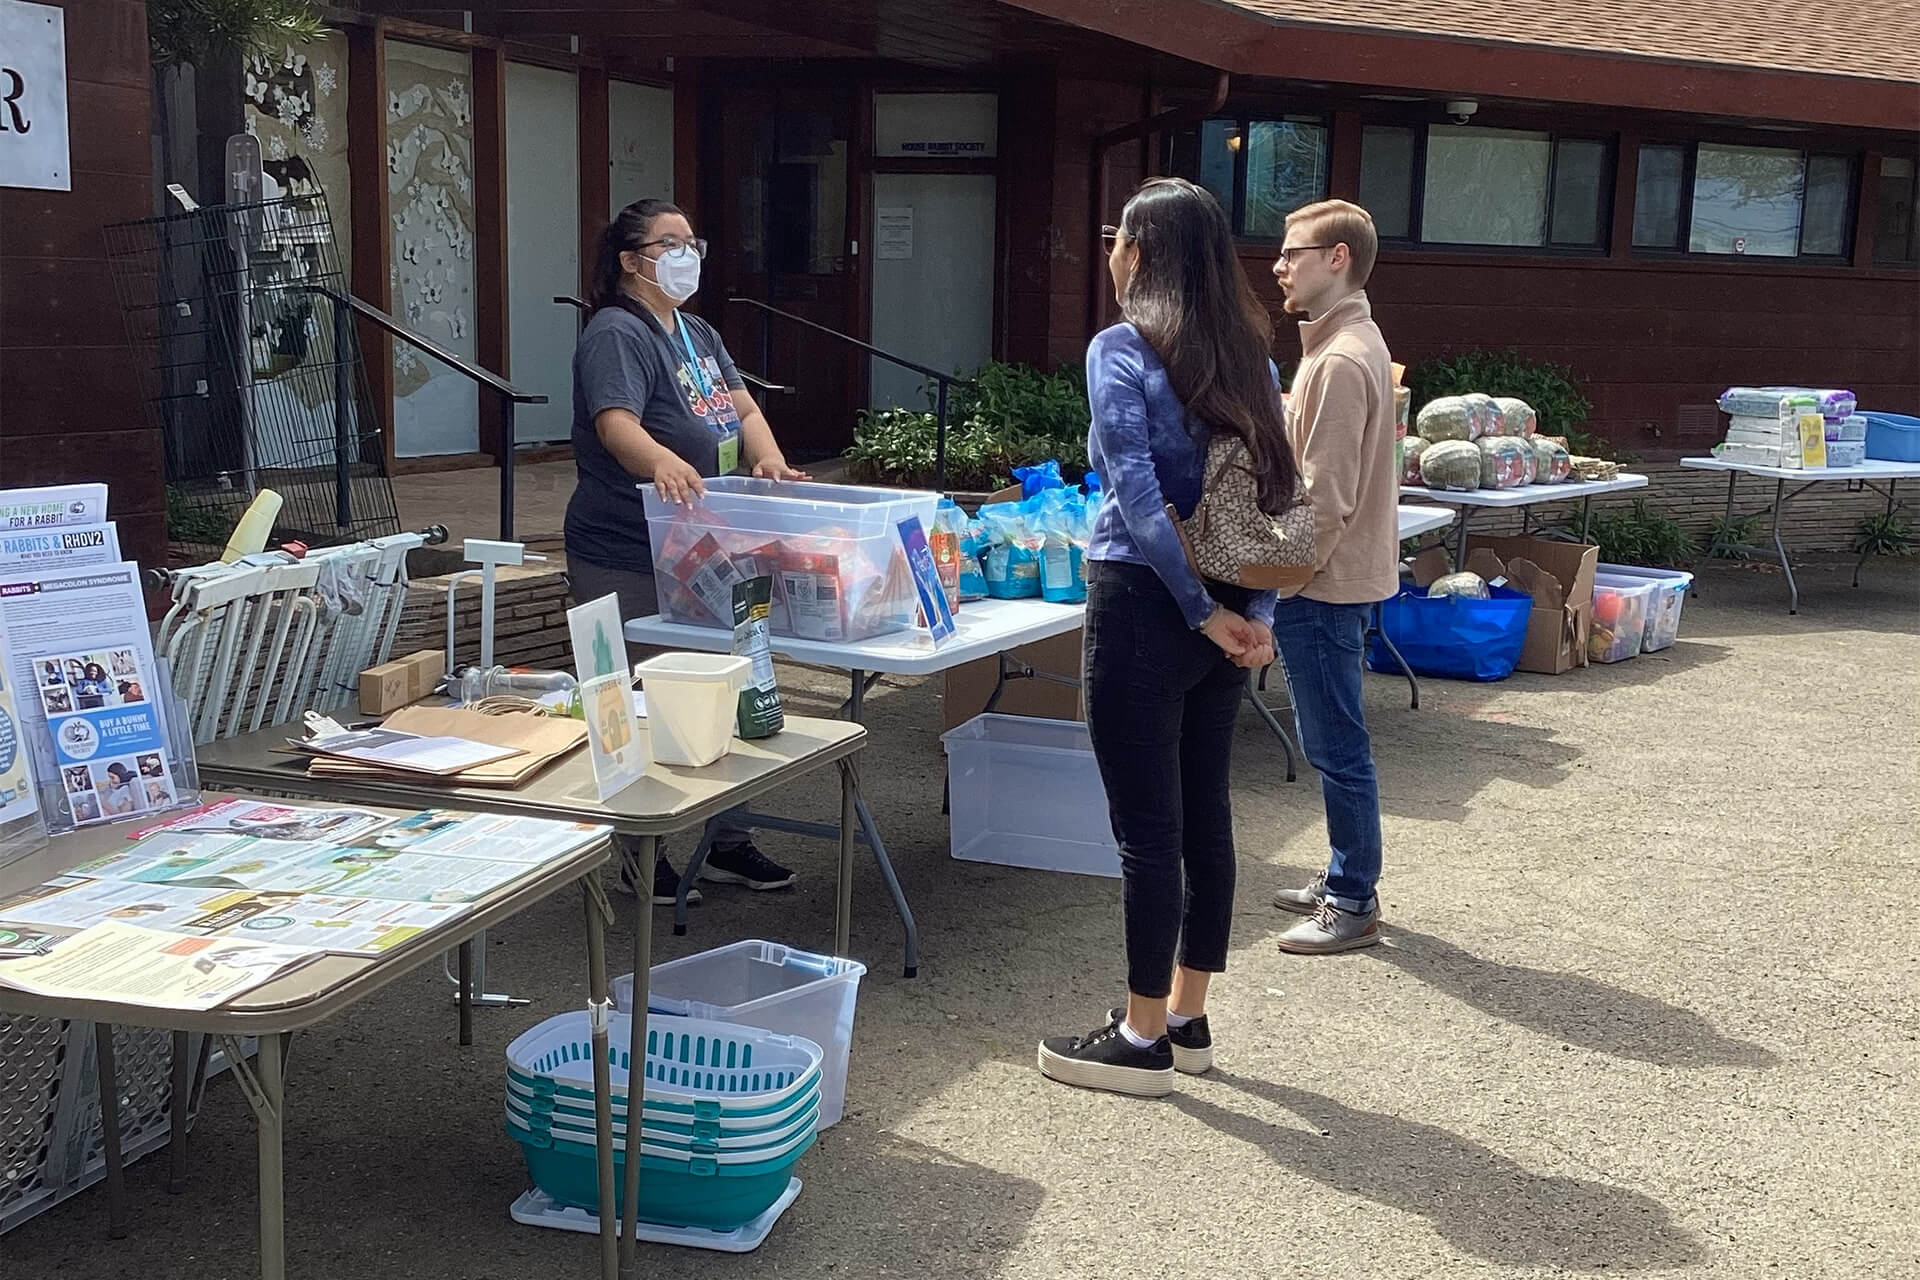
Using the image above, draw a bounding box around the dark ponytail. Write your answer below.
[590,198,684,311]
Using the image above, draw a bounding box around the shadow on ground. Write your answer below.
[1176,1071,1707,1272]
[1377,926,1778,1069]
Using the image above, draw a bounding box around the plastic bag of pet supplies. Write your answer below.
[1013,460,1066,499]
[730,576,785,738]
[777,532,916,642]
[1031,488,1089,604]
[978,500,1044,599]
[958,515,990,601]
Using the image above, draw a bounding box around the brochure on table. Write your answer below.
[898,515,954,646]
[0,559,199,831]
[569,594,648,800]
[0,806,610,964]
[0,919,322,1011]
[0,626,47,866]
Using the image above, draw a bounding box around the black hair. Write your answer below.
[1119,177,1300,514]
[590,198,685,310]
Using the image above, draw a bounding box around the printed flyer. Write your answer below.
[0,920,320,1011]
[0,523,121,572]
[0,562,184,828]
[0,483,108,532]
[0,629,41,835]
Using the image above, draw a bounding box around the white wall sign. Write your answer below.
[876,206,913,260]
[0,0,69,192]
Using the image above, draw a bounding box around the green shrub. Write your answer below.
[1407,349,1619,456]
[1588,498,1696,567]
[1705,512,1763,558]
[1853,512,1915,558]
[848,361,1090,490]
[166,486,236,546]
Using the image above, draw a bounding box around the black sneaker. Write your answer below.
[700,841,796,891]
[616,855,702,906]
[1109,1006,1211,1075]
[1037,1015,1174,1097]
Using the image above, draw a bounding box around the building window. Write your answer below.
[1875,156,1918,266]
[1632,141,1855,260]
[1357,124,1611,250]
[1166,115,1330,237]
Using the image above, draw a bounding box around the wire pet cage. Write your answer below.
[103,193,401,553]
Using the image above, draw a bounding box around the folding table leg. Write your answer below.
[837,760,857,957]
[1769,477,1800,614]
[582,876,618,1280]
[224,1031,290,1280]
[672,818,720,936]
[94,1023,129,1240]
[1368,603,1420,710]
[851,779,919,978]
[168,1030,192,1193]
[1242,677,1299,783]
[621,836,659,1280]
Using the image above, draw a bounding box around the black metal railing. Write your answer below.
[553,295,795,397]
[341,290,546,540]
[727,296,973,490]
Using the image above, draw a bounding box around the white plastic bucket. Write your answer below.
[634,653,750,767]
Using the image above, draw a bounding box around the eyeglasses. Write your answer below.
[1276,245,1334,264]
[1099,225,1124,247]
[637,236,709,259]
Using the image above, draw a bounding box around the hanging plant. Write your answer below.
[149,0,325,70]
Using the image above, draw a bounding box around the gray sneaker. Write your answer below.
[1276,900,1381,954]
[1273,870,1328,916]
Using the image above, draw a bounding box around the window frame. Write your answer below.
[1872,153,1919,268]
[1362,123,1615,255]
[1164,112,1332,239]
[1633,140,1858,264]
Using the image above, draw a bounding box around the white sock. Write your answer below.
[1165,1010,1196,1029]
[1117,1020,1159,1049]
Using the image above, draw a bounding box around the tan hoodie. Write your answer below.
[1280,290,1399,604]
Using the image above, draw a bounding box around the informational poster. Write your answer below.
[0,1,69,193]
[876,206,914,260]
[898,516,954,646]
[133,799,390,845]
[0,482,104,529]
[0,522,120,571]
[580,672,645,801]
[0,628,40,833]
[567,593,627,684]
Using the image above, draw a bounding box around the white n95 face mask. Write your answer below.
[652,246,702,302]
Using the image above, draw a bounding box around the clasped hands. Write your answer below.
[1200,606,1275,670]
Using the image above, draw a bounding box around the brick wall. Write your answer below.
[390,564,575,672]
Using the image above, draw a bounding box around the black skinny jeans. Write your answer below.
[1083,559,1256,1000]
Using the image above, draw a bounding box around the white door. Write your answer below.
[868,172,996,409]
[505,61,579,444]
[609,79,675,213]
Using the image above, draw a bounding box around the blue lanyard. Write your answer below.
[673,312,715,400]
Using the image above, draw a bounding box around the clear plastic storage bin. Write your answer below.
[1588,578,1659,663]
[1595,565,1693,653]
[612,941,865,1131]
[940,714,1119,878]
[643,477,940,643]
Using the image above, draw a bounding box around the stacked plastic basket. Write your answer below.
[504,1011,823,1232]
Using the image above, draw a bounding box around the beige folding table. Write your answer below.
[0,803,615,1280]
[192,714,870,1280]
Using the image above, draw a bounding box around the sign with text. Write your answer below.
[0,0,69,192]
[897,516,954,646]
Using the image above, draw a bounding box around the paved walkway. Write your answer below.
[9,559,1917,1279]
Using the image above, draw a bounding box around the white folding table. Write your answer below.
[1681,456,1920,613]
[1401,474,1650,565]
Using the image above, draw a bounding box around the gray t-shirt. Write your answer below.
[564,299,745,570]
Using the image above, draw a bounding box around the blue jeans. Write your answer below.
[1270,597,1383,912]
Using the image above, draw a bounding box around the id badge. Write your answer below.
[716,430,740,475]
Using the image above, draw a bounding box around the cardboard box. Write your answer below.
[941,628,1084,731]
[359,649,447,715]
[1463,534,1598,675]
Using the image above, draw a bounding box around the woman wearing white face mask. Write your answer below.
[566,198,809,905]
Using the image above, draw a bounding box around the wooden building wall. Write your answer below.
[0,0,163,567]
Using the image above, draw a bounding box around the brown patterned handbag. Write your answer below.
[1166,433,1316,590]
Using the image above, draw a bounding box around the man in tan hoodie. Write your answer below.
[1257,199,1398,953]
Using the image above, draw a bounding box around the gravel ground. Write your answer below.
[8,557,1917,1280]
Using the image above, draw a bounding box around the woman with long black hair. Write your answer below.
[565,198,807,903]
[1038,178,1299,1097]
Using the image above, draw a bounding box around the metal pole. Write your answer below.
[837,761,856,956]
[333,294,353,530]
[499,399,517,541]
[934,380,950,493]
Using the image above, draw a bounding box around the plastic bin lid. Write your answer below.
[634,652,752,683]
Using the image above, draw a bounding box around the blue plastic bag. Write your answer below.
[1368,584,1531,682]
[1012,460,1065,498]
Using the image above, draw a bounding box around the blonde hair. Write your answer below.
[1285,199,1379,288]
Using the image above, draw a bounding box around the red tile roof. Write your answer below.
[1216,0,1920,84]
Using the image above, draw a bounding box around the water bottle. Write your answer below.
[454,665,577,704]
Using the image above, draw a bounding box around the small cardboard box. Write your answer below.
[359,648,447,715]
[1463,534,1597,675]
[941,628,1084,731]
